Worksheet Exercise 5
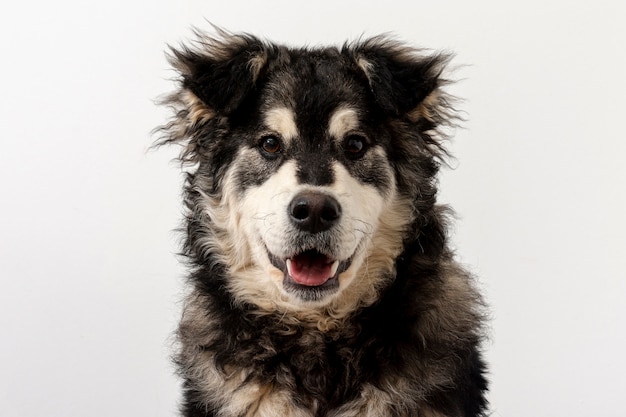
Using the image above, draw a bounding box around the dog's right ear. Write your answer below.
[170,30,270,116]
[155,30,272,162]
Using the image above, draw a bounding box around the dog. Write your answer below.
[156,28,488,417]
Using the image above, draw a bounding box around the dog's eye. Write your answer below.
[343,134,367,159]
[259,135,282,156]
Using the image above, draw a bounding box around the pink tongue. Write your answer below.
[289,253,333,286]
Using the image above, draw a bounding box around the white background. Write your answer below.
[1,1,625,416]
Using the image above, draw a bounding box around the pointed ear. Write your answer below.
[349,37,452,122]
[169,30,271,116]
[154,30,273,163]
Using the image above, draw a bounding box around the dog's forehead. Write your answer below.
[262,105,359,142]
[262,53,367,121]
[328,107,359,138]
[263,107,299,140]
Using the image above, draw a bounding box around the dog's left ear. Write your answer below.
[349,37,451,123]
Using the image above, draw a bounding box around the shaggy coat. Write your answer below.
[157,29,488,417]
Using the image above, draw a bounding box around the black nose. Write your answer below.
[288,191,341,234]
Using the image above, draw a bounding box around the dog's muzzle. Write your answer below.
[268,191,352,301]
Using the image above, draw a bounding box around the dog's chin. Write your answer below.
[268,249,352,304]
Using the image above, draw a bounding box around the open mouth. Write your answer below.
[269,249,351,299]
[287,251,339,286]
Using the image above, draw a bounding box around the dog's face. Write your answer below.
[232,58,401,306]
[238,112,394,305]
[160,31,451,310]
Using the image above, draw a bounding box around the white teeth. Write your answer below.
[286,259,293,277]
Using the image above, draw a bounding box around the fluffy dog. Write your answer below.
[157,28,488,417]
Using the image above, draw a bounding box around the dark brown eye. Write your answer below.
[259,135,282,156]
[343,134,367,159]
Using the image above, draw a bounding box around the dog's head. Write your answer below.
[158,29,454,311]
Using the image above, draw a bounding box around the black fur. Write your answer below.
[157,29,488,417]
